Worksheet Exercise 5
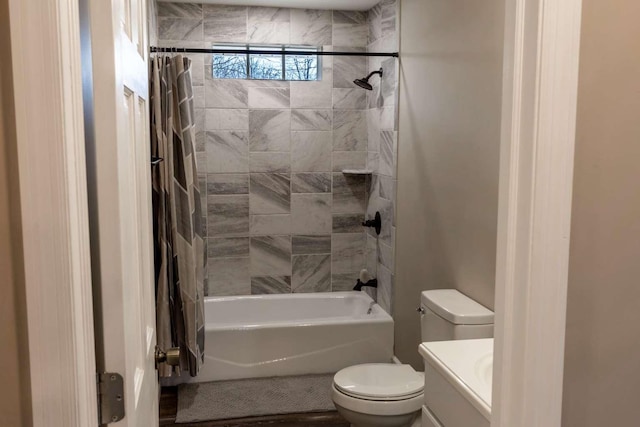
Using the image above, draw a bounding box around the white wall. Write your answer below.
[395,0,505,367]
[562,0,640,425]
[0,0,32,423]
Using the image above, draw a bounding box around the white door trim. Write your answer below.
[492,0,582,426]
[7,0,98,426]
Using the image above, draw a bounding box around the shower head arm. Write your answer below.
[364,68,383,81]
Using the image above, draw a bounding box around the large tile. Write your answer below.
[332,151,367,172]
[207,237,250,258]
[367,152,379,172]
[380,105,396,130]
[333,54,366,88]
[250,236,292,276]
[244,79,290,89]
[203,5,247,42]
[249,109,291,151]
[379,130,396,176]
[195,108,205,151]
[378,241,394,270]
[291,173,331,193]
[331,233,366,274]
[331,272,357,292]
[156,38,204,49]
[333,11,367,25]
[250,214,292,235]
[333,110,366,151]
[248,22,290,44]
[292,255,331,293]
[291,193,331,235]
[251,276,291,294]
[367,109,381,151]
[332,173,366,213]
[198,172,207,203]
[368,81,382,109]
[365,233,378,276]
[291,131,331,172]
[250,152,290,173]
[367,4,382,43]
[333,23,368,47]
[205,131,249,173]
[205,79,248,108]
[378,175,395,201]
[187,53,205,86]
[205,108,249,130]
[158,18,203,41]
[249,7,290,22]
[290,9,332,45]
[380,58,397,106]
[377,263,394,314]
[204,20,247,42]
[290,80,332,108]
[248,87,291,109]
[292,235,331,254]
[203,5,246,19]
[381,0,398,39]
[332,213,365,233]
[207,173,249,194]
[158,2,202,18]
[333,88,367,109]
[194,87,205,110]
[291,109,332,131]
[249,173,291,214]
[208,257,250,296]
[207,195,250,236]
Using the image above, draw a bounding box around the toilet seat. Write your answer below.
[331,384,424,417]
[333,364,424,401]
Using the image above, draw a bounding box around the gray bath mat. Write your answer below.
[175,374,336,423]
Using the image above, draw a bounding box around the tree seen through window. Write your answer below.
[212,45,319,81]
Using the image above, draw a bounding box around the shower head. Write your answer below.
[353,68,383,91]
[353,78,373,91]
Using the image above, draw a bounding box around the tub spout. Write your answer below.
[353,278,378,291]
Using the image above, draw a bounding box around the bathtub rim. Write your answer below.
[202,291,393,331]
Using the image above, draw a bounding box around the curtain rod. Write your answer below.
[150,46,399,58]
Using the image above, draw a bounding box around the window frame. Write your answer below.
[211,43,322,81]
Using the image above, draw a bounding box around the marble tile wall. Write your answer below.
[149,0,158,47]
[364,0,399,315]
[157,2,373,297]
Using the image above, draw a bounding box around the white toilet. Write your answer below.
[331,289,494,427]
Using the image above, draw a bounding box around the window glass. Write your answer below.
[249,46,283,80]
[212,46,247,79]
[212,44,320,81]
[285,47,319,81]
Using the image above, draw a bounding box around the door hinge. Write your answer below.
[97,372,125,424]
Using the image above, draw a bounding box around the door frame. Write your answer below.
[7,0,98,425]
[6,0,582,427]
[492,0,583,426]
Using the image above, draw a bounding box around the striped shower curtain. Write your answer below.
[150,55,205,377]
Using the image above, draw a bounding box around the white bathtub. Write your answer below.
[166,291,394,384]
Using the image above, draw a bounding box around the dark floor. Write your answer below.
[160,387,350,427]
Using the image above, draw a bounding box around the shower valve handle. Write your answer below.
[362,211,382,236]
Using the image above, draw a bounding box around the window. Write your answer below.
[212,45,320,81]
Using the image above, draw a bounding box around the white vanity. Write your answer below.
[419,338,493,427]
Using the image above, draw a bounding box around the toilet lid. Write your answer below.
[334,364,424,401]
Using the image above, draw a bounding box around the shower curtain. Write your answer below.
[150,54,205,377]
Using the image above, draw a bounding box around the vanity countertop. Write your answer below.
[419,338,493,421]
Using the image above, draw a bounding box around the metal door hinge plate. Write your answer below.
[97,372,125,424]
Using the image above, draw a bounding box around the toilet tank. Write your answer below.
[420,290,494,342]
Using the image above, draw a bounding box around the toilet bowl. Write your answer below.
[331,289,495,427]
[332,363,423,427]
